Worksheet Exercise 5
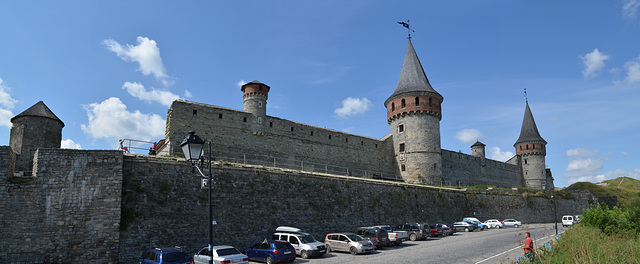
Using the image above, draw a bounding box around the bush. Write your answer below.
[580,203,640,238]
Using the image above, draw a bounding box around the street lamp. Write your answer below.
[552,192,558,235]
[180,131,214,264]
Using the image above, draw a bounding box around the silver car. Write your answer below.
[503,219,522,228]
[193,245,248,264]
[324,233,374,255]
[484,219,504,229]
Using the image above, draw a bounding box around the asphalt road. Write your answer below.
[288,223,567,264]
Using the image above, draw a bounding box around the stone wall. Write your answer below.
[442,150,522,187]
[119,155,588,263]
[0,149,122,264]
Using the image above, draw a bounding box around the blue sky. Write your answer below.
[1,1,639,187]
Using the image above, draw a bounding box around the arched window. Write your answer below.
[429,97,432,107]
[415,97,420,106]
[391,102,395,111]
[401,99,406,108]
[526,145,529,150]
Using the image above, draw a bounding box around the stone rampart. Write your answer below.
[442,150,522,187]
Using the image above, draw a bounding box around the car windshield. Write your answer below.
[216,248,242,256]
[300,235,317,243]
[346,234,364,241]
[380,226,392,232]
[163,252,190,262]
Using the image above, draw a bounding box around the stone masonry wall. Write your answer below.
[0,149,122,264]
[119,155,588,264]
[442,150,522,187]
[162,100,396,177]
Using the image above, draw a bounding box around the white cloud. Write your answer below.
[488,147,513,162]
[564,147,605,183]
[0,77,17,128]
[623,55,640,84]
[566,148,598,158]
[454,128,483,143]
[237,80,247,88]
[61,139,82,149]
[81,97,165,142]
[122,82,180,106]
[184,90,192,98]
[103,36,170,85]
[580,49,610,78]
[622,0,640,18]
[334,97,372,119]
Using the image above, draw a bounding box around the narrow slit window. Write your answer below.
[218,114,223,119]
[401,99,406,108]
[399,143,405,152]
[415,97,420,106]
[193,110,197,116]
[269,122,273,127]
[243,117,247,122]
[391,102,395,111]
[398,124,404,133]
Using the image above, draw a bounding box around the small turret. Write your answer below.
[10,101,64,172]
[471,141,486,159]
[241,80,270,135]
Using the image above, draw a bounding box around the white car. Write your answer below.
[503,219,522,228]
[484,219,504,229]
[562,215,576,227]
[194,245,248,264]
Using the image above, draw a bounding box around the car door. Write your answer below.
[337,234,349,252]
[287,235,301,255]
[194,248,210,264]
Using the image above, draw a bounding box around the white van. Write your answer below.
[562,215,576,227]
[272,226,327,259]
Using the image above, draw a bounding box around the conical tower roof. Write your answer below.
[11,101,65,127]
[386,39,442,104]
[514,102,545,146]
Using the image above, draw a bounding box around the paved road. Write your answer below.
[288,223,567,264]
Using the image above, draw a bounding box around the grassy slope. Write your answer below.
[565,177,640,208]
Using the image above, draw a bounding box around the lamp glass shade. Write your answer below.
[180,131,205,161]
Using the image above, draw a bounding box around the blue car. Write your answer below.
[139,247,193,264]
[243,240,296,264]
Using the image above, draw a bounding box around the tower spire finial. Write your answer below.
[524,88,528,104]
[397,19,415,39]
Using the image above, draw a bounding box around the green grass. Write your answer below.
[565,177,640,208]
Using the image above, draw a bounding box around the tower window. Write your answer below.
[398,124,404,133]
[258,117,263,124]
[243,117,247,122]
[391,102,395,111]
[219,114,223,119]
[311,131,314,136]
[259,85,263,91]
[375,144,378,148]
[258,101,263,107]
[526,145,529,150]
[401,164,406,171]
[193,110,197,116]
[401,99,406,108]
[291,127,294,132]
[415,97,420,106]
[520,145,523,151]
[433,163,436,169]
[524,159,528,164]
[533,144,535,149]
[346,138,349,142]
[329,135,332,139]
[270,122,273,127]
[429,97,432,107]
[399,143,405,152]
[360,141,363,145]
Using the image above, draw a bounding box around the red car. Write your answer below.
[427,224,443,237]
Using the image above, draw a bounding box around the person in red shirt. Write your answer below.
[521,232,534,260]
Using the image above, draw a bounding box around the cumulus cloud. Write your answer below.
[103,36,172,86]
[622,0,640,18]
[623,55,640,84]
[61,139,82,149]
[488,147,513,162]
[580,49,610,78]
[237,80,247,88]
[122,82,180,106]
[81,97,165,142]
[334,97,372,119]
[454,128,483,143]
[564,147,604,184]
[0,77,17,128]
[566,148,598,158]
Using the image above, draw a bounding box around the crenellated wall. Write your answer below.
[442,150,523,187]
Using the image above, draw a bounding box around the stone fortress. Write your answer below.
[158,39,554,190]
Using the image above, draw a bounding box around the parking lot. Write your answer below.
[288,223,566,264]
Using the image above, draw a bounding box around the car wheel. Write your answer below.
[349,247,358,255]
[301,250,309,259]
[326,244,332,252]
[514,224,519,228]
[266,256,274,264]
[409,233,417,241]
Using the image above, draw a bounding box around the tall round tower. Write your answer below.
[241,80,270,135]
[10,101,64,172]
[384,39,443,184]
[514,102,548,189]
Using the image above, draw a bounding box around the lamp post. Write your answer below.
[552,193,558,235]
[180,131,213,264]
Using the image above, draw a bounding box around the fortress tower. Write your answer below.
[10,101,64,172]
[514,102,548,189]
[241,80,270,135]
[471,141,486,159]
[385,39,443,184]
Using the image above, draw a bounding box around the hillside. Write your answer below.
[566,177,640,208]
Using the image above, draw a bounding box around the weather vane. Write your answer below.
[524,88,528,104]
[397,19,414,39]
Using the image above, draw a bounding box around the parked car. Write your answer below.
[243,240,296,264]
[324,233,375,255]
[394,223,430,241]
[436,223,455,236]
[562,215,576,227]
[427,224,443,237]
[355,226,390,248]
[139,247,193,264]
[484,219,504,229]
[193,245,248,264]
[272,226,327,259]
[453,221,477,232]
[463,218,486,230]
[503,219,522,228]
[372,225,408,246]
